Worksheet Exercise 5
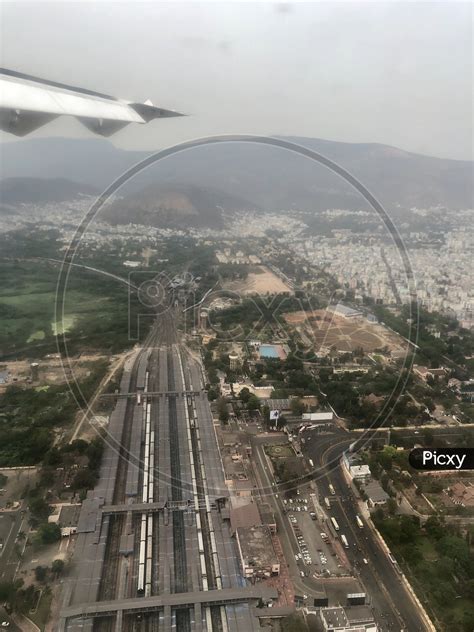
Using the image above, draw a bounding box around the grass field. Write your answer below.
[0,261,137,356]
[265,444,296,459]
[29,588,52,631]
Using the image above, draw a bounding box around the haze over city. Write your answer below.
[0,3,472,632]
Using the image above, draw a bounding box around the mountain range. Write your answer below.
[0,136,472,224]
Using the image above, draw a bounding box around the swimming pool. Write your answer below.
[259,344,280,358]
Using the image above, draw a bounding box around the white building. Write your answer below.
[302,412,334,422]
[319,606,378,631]
[349,464,371,483]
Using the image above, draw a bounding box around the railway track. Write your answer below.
[181,352,225,632]
[95,343,144,632]
[95,306,224,632]
[167,347,191,632]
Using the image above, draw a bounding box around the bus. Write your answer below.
[388,553,397,565]
[330,517,340,532]
[355,515,364,529]
[328,484,335,495]
[341,534,349,549]
[324,497,331,509]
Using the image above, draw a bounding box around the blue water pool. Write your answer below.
[259,344,279,358]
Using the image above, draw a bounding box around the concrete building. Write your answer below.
[319,606,378,631]
[349,464,371,483]
[326,304,363,319]
[259,503,277,534]
[302,412,334,423]
[413,365,447,382]
[48,503,81,537]
[30,362,39,381]
[235,525,280,579]
[229,353,240,371]
[230,501,262,534]
[363,480,389,507]
[447,482,474,507]
[343,454,371,484]
[198,309,208,330]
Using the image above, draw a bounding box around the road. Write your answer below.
[305,435,431,632]
[0,507,28,584]
[251,434,336,601]
[251,428,431,631]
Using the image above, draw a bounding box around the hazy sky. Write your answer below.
[0,1,472,160]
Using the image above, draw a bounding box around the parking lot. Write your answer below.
[284,491,347,578]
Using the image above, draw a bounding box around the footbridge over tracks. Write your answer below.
[99,389,203,399]
[101,497,228,515]
[61,586,278,626]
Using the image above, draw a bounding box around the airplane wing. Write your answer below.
[0,67,184,137]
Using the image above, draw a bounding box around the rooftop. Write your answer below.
[363,480,389,504]
[321,607,349,628]
[230,502,262,533]
[236,525,279,573]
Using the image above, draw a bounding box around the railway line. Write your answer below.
[178,350,226,632]
[64,301,264,632]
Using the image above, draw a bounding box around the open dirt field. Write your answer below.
[0,353,109,392]
[284,309,406,353]
[224,266,293,296]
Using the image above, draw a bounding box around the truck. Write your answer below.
[324,497,331,509]
[330,517,340,532]
[341,534,349,549]
[328,484,335,495]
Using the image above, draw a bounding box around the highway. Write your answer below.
[0,506,28,584]
[250,428,431,631]
[304,434,431,632]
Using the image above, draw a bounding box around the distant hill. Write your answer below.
[104,182,259,229]
[0,176,99,205]
[0,136,472,215]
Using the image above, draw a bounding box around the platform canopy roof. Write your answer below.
[0,67,184,137]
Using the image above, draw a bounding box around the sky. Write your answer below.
[0,1,472,160]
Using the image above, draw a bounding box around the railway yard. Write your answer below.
[53,298,457,632]
[60,310,274,632]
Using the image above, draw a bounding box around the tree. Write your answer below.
[216,397,229,423]
[437,535,469,570]
[424,516,444,540]
[72,469,97,490]
[36,523,61,545]
[247,394,261,411]
[207,387,218,401]
[239,387,251,403]
[423,429,434,446]
[280,613,309,632]
[51,559,65,575]
[290,398,305,416]
[387,497,398,515]
[28,497,51,526]
[34,566,47,582]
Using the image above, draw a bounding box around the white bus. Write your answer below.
[356,515,364,529]
[324,497,331,509]
[328,484,335,495]
[341,534,349,549]
[330,517,340,532]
